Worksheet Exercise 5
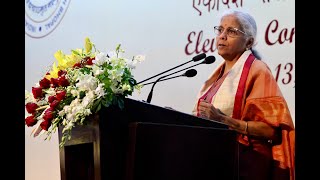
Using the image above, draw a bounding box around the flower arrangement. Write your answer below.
[25,37,145,147]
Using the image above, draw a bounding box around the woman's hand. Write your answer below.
[198,99,225,122]
[198,100,279,140]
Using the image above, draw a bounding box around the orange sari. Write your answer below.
[193,51,295,180]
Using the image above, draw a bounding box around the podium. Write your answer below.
[58,98,239,180]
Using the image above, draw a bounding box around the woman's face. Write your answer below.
[215,15,249,61]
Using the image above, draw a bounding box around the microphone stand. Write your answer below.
[137,60,191,85]
[140,75,183,86]
[141,69,197,86]
[146,61,204,103]
[146,76,166,103]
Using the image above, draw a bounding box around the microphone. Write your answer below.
[184,69,198,77]
[145,56,215,103]
[202,55,216,64]
[141,69,197,86]
[135,53,206,85]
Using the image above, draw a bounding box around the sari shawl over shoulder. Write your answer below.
[192,50,295,180]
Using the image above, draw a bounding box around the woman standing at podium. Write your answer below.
[192,9,295,180]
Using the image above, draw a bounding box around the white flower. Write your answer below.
[82,91,95,107]
[121,83,132,92]
[92,65,104,76]
[133,55,146,62]
[108,68,124,82]
[107,51,118,58]
[110,83,123,94]
[95,83,106,98]
[110,56,125,68]
[93,52,108,66]
[25,90,35,103]
[70,89,79,97]
[76,74,98,91]
[63,121,75,132]
[83,109,91,116]
[37,99,48,106]
[125,55,145,69]
[43,87,56,96]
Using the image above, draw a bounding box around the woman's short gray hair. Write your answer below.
[217,9,261,59]
[218,9,257,41]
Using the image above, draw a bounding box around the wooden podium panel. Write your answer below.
[58,98,238,180]
[126,122,238,180]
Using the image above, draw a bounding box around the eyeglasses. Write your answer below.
[214,26,247,38]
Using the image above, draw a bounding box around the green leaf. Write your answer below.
[95,103,101,113]
[92,98,102,110]
[114,96,124,110]
[129,77,136,86]
[80,67,91,74]
[79,91,86,99]
[71,50,81,56]
[115,44,121,53]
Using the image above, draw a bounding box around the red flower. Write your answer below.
[87,57,95,65]
[50,78,60,88]
[73,62,81,68]
[58,70,67,77]
[32,87,43,99]
[43,107,55,121]
[25,102,38,114]
[58,76,69,87]
[48,95,56,103]
[25,115,37,127]
[50,100,60,109]
[39,78,51,89]
[40,120,52,131]
[56,90,66,101]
